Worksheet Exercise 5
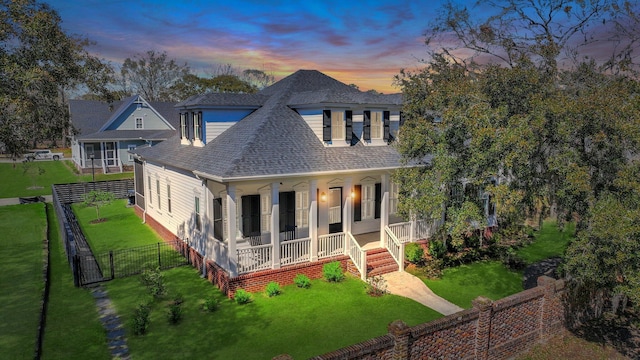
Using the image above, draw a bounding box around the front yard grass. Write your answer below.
[0,204,47,359]
[107,266,443,359]
[421,261,523,309]
[0,161,132,198]
[72,199,163,253]
[414,221,575,309]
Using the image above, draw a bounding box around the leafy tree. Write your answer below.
[241,69,275,90]
[396,0,640,317]
[0,0,113,158]
[22,161,45,189]
[119,50,190,101]
[83,190,115,222]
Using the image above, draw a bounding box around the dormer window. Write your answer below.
[363,110,391,142]
[180,113,187,139]
[135,117,143,129]
[331,111,344,140]
[193,112,202,141]
[322,109,352,143]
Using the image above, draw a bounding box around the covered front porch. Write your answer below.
[234,218,442,279]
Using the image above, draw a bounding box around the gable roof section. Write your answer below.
[134,70,405,180]
[69,96,179,141]
[99,95,176,132]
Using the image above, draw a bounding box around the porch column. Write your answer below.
[409,210,416,243]
[309,180,318,262]
[226,185,238,277]
[343,177,353,234]
[380,173,390,247]
[271,182,280,269]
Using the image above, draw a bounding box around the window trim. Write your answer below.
[180,113,187,139]
[135,117,143,129]
[156,179,161,210]
[166,183,172,213]
[195,196,202,232]
[128,144,136,161]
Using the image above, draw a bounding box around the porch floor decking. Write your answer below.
[354,231,381,250]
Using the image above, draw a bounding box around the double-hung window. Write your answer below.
[331,111,344,141]
[180,113,187,139]
[135,117,143,129]
[167,184,172,213]
[370,111,383,139]
[128,144,136,161]
[148,175,152,204]
[156,180,161,210]
[193,111,203,141]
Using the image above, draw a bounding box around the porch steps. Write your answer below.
[366,248,398,277]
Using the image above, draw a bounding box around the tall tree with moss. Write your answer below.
[0,0,114,158]
[396,0,640,316]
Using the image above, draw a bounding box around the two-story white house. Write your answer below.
[69,95,177,174]
[132,70,440,295]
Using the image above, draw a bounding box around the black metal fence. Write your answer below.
[85,241,189,281]
[52,180,188,287]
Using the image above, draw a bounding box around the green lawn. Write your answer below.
[42,203,110,360]
[0,204,47,359]
[72,200,163,253]
[107,267,443,360]
[517,221,575,264]
[422,261,523,309]
[0,161,132,198]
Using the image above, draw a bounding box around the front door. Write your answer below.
[328,187,342,233]
[105,142,116,166]
[279,191,296,239]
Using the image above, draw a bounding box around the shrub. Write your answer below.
[405,243,425,264]
[500,247,527,270]
[365,275,388,297]
[140,267,166,299]
[428,239,447,259]
[323,261,345,282]
[234,289,252,304]
[167,302,182,325]
[294,274,311,289]
[265,281,282,297]
[130,303,151,335]
[202,297,219,312]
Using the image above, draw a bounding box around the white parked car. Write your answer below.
[24,149,64,161]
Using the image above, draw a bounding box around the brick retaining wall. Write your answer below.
[306,276,565,360]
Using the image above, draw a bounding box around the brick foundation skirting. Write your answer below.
[136,207,355,298]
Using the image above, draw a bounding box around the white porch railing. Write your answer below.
[318,232,345,259]
[280,237,311,266]
[388,222,412,243]
[384,226,405,272]
[346,232,367,280]
[237,244,272,274]
[415,218,443,240]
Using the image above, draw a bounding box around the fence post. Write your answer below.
[388,320,410,360]
[473,296,493,360]
[109,251,115,279]
[73,255,80,287]
[157,242,162,268]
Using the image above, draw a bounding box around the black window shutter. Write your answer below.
[213,198,223,240]
[363,110,371,140]
[399,111,405,127]
[323,110,331,141]
[345,110,353,141]
[353,185,361,221]
[375,183,382,219]
[383,111,390,141]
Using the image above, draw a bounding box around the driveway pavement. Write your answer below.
[382,271,464,315]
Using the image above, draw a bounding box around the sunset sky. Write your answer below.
[46,0,457,93]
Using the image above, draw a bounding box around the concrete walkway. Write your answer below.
[0,195,52,206]
[381,271,464,315]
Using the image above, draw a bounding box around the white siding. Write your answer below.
[206,122,236,143]
[302,113,323,142]
[144,162,213,259]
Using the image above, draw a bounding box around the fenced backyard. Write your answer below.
[51,179,188,286]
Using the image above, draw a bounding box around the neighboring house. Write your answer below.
[69,95,178,174]
[132,70,441,291]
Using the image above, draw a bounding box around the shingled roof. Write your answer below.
[135,70,405,181]
[69,96,178,141]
